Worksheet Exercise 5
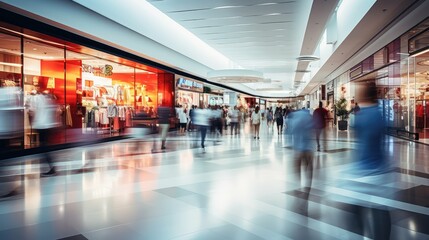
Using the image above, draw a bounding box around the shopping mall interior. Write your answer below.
[0,0,429,239]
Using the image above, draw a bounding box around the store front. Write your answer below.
[333,17,429,139]
[175,77,203,109]
[205,94,224,107]
[0,22,175,152]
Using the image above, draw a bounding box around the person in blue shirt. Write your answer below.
[347,82,391,240]
[289,107,314,216]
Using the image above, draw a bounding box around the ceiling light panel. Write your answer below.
[147,0,312,96]
[149,0,295,13]
[180,12,292,22]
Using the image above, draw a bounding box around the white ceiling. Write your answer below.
[1,0,426,98]
[146,0,318,96]
[145,0,424,97]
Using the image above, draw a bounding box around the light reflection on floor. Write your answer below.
[0,123,429,239]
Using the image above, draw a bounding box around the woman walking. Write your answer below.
[251,106,262,139]
[275,107,284,135]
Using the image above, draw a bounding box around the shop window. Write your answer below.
[135,68,158,116]
[23,39,66,146]
[0,32,23,150]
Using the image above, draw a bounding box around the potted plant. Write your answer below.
[335,97,349,130]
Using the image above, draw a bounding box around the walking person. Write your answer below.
[275,107,283,135]
[0,86,24,198]
[228,106,239,135]
[193,107,210,150]
[178,105,187,135]
[348,82,391,239]
[155,105,171,151]
[290,108,314,215]
[266,107,273,129]
[32,90,61,176]
[251,106,262,139]
[312,101,328,151]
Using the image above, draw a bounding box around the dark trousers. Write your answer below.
[315,128,323,148]
[230,122,238,134]
[37,128,54,170]
[199,126,208,148]
[294,151,313,189]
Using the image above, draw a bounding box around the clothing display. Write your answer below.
[84,105,134,133]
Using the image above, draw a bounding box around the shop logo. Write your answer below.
[82,64,113,77]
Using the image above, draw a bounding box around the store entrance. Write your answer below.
[408,50,429,138]
[415,100,429,129]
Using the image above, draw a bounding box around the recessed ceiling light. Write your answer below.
[32,48,37,51]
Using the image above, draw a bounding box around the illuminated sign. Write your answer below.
[177,78,203,92]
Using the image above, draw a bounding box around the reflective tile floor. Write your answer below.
[0,123,429,240]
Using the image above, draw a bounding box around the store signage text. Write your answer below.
[177,78,203,92]
[82,64,113,77]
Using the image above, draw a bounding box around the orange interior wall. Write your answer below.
[41,60,82,128]
[110,72,159,109]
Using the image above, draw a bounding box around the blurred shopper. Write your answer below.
[275,107,283,135]
[222,106,228,131]
[266,107,273,129]
[290,108,314,188]
[0,86,24,198]
[340,82,391,240]
[156,105,171,150]
[185,105,191,132]
[312,101,328,151]
[32,90,61,176]
[290,108,314,215]
[178,105,187,135]
[0,86,23,152]
[193,107,211,150]
[251,106,262,139]
[228,106,240,135]
[351,102,360,114]
[349,102,361,128]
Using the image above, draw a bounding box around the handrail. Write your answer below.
[386,127,419,140]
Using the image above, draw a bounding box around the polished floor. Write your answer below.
[0,121,429,240]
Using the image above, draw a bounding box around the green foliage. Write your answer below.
[335,97,349,120]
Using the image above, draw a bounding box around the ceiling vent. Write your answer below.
[296,55,320,61]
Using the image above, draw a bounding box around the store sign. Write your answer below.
[177,78,203,92]
[82,64,113,77]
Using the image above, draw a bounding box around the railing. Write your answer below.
[386,127,419,140]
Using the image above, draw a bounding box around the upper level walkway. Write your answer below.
[0,121,428,239]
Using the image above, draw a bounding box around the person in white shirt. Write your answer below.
[178,106,187,134]
[251,106,262,139]
[32,91,61,176]
[193,107,211,150]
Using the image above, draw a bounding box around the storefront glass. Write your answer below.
[0,23,175,152]
[0,32,23,151]
[175,77,203,109]
[23,38,67,146]
[408,51,429,131]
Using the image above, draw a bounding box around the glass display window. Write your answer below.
[0,31,23,150]
[0,21,175,151]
